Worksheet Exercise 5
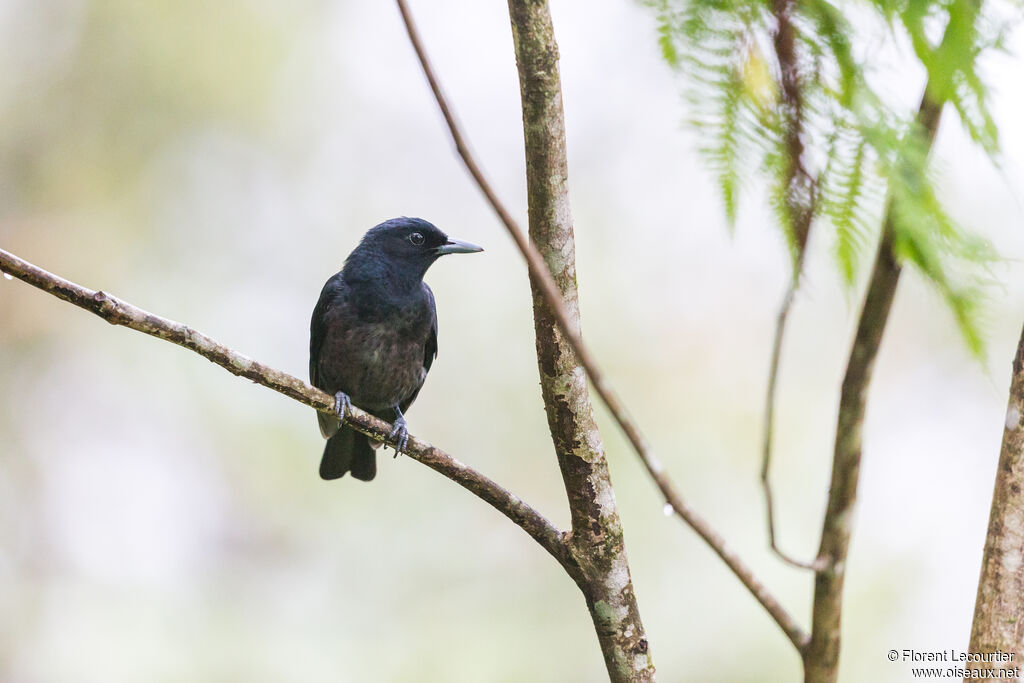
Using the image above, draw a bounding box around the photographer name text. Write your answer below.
[899,649,1015,664]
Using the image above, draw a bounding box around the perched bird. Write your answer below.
[309,217,483,481]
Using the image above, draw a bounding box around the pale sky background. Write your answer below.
[1,1,1023,681]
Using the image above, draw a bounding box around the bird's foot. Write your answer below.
[334,391,352,420]
[388,415,409,457]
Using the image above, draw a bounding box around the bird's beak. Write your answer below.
[434,238,484,255]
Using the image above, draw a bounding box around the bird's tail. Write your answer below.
[319,425,377,481]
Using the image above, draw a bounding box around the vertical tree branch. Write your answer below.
[506,2,654,680]
[803,94,944,683]
[966,322,1024,675]
[770,0,816,258]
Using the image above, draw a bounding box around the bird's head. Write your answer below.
[345,217,483,285]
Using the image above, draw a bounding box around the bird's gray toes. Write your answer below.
[388,418,409,457]
[334,391,352,419]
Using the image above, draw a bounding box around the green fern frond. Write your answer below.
[820,131,876,283]
[801,0,859,102]
[660,1,771,228]
[952,68,1000,154]
[884,127,996,357]
[645,0,1009,356]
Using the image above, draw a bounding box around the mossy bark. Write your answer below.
[507,1,655,680]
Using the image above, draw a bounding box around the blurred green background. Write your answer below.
[1,1,1022,681]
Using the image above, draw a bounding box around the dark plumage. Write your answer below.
[309,217,482,481]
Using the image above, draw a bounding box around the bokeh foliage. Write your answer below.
[646,0,1019,355]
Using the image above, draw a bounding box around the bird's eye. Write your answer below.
[409,232,425,246]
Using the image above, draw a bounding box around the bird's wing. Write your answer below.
[310,274,348,439]
[309,273,348,389]
[423,282,438,373]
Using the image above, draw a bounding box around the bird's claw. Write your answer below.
[334,391,352,420]
[388,416,409,457]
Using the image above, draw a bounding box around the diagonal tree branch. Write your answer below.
[0,246,579,580]
[395,0,809,655]
[802,91,945,683]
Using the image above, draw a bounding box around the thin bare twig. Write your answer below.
[760,0,823,572]
[0,247,577,579]
[394,0,808,653]
[761,281,826,572]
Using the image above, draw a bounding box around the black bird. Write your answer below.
[309,217,482,481]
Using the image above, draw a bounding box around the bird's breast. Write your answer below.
[317,299,432,411]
